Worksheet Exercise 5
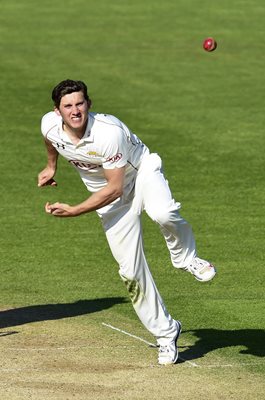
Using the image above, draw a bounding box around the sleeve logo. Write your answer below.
[106,153,122,163]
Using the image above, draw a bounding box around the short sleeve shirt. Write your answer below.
[41,112,149,193]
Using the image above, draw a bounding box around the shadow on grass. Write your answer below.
[180,328,265,362]
[0,297,127,329]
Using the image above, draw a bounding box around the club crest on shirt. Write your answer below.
[87,151,102,157]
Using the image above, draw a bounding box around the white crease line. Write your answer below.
[201,361,265,368]
[4,347,81,351]
[1,346,109,351]
[179,357,199,367]
[102,322,199,367]
[102,322,157,348]
[0,368,30,372]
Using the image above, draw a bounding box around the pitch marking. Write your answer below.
[102,322,157,348]
[102,322,199,367]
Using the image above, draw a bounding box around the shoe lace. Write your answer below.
[159,345,169,354]
[190,258,208,272]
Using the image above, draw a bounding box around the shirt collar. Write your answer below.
[82,113,95,143]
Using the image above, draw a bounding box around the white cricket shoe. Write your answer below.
[158,320,182,365]
[184,257,216,282]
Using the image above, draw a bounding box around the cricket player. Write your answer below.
[38,79,216,365]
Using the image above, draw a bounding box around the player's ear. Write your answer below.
[54,107,61,116]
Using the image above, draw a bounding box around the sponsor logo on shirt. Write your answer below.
[106,153,122,163]
[56,143,65,150]
[69,160,101,170]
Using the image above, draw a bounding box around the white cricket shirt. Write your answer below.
[41,111,149,196]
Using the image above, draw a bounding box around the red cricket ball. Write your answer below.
[203,37,217,52]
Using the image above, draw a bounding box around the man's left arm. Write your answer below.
[45,166,125,217]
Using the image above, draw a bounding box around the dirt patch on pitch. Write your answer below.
[0,318,264,400]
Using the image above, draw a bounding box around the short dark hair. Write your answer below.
[52,79,90,108]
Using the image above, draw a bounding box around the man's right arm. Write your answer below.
[38,138,59,187]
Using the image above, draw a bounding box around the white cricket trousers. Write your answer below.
[99,153,196,344]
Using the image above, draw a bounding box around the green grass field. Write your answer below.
[0,0,264,398]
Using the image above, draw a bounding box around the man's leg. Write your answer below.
[134,153,196,268]
[135,153,216,281]
[101,203,178,345]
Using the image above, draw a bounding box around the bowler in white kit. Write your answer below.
[38,79,216,365]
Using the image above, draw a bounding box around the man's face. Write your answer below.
[55,91,89,134]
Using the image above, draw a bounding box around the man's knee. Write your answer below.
[119,273,143,304]
[149,208,183,226]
